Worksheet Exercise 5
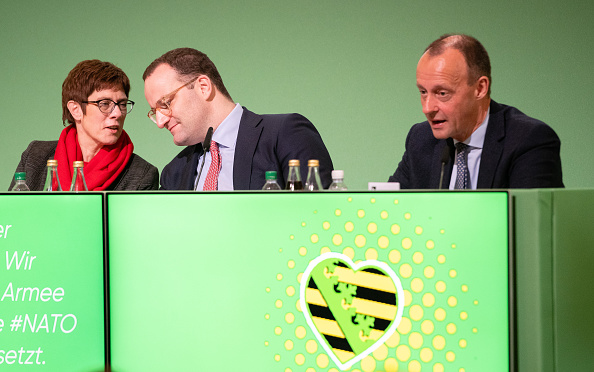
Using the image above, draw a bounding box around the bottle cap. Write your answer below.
[332,170,344,179]
[265,171,278,180]
[14,172,26,181]
[47,159,58,167]
[288,159,300,167]
[73,161,84,168]
[308,159,319,167]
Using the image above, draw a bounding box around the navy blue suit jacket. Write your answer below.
[160,108,333,190]
[389,100,564,189]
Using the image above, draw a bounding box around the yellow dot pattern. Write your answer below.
[378,236,390,249]
[365,248,378,260]
[422,292,436,307]
[424,266,435,279]
[295,326,306,339]
[389,249,401,264]
[332,234,342,246]
[411,278,424,292]
[391,224,401,235]
[355,234,367,247]
[316,354,329,368]
[305,339,318,353]
[267,196,474,371]
[413,251,424,264]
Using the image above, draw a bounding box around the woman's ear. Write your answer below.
[67,100,84,121]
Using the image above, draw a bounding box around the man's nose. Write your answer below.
[155,111,170,129]
[422,95,438,115]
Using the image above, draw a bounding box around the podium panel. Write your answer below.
[0,194,105,372]
[107,192,511,371]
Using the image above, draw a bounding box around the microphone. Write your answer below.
[194,127,214,190]
[438,145,450,190]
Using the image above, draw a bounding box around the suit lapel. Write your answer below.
[233,108,263,190]
[432,139,455,189]
[477,101,505,188]
[179,145,203,190]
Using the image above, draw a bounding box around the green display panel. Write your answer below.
[107,192,510,371]
[0,194,105,371]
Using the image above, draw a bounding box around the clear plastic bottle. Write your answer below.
[304,159,323,191]
[285,159,303,191]
[11,172,30,191]
[328,170,348,191]
[70,161,88,192]
[43,159,62,191]
[262,171,282,190]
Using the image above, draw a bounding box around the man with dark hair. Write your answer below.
[389,34,563,189]
[143,48,333,190]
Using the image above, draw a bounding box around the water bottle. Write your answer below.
[70,161,88,192]
[304,159,323,191]
[285,159,303,191]
[262,171,282,190]
[328,170,348,191]
[11,172,30,191]
[43,159,62,191]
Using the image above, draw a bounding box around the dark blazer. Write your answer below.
[389,100,564,189]
[9,140,159,191]
[160,108,334,190]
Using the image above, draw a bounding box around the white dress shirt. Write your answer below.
[449,108,490,190]
[195,104,243,191]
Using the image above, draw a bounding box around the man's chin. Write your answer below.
[430,127,449,140]
[172,136,187,146]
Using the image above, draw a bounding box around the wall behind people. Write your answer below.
[1,0,592,190]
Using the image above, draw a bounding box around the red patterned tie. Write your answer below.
[203,141,221,191]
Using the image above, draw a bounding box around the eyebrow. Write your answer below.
[94,96,128,102]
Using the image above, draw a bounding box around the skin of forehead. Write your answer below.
[416,49,469,88]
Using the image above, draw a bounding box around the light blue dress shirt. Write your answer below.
[449,108,490,190]
[195,103,243,191]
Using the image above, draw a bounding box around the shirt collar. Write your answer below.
[454,106,490,149]
[212,103,243,149]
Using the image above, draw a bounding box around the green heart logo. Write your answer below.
[300,252,404,370]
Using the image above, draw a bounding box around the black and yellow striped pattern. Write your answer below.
[305,261,398,363]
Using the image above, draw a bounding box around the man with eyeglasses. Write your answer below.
[143,48,333,190]
[9,59,159,191]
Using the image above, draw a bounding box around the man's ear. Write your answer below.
[67,100,84,121]
[195,75,215,101]
[476,76,490,99]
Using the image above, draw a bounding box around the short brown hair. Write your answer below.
[62,60,130,126]
[142,48,232,100]
[425,34,492,95]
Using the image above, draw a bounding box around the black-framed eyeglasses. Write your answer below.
[83,99,135,114]
[147,76,200,123]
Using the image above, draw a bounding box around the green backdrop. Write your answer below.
[1,0,592,189]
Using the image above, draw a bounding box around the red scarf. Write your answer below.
[55,124,134,191]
